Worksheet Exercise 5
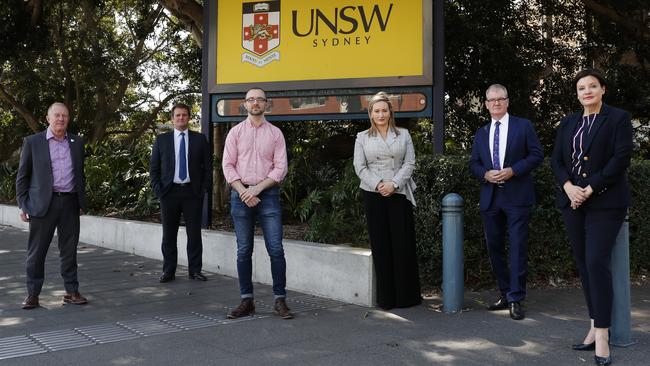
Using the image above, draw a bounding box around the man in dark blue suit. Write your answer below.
[150,103,211,283]
[469,84,543,320]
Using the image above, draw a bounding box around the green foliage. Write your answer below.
[84,139,158,219]
[0,164,17,204]
[300,162,368,246]
[627,160,650,273]
[444,0,649,157]
[280,150,367,246]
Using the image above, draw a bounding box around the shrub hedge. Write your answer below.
[1,149,648,289]
[413,155,650,288]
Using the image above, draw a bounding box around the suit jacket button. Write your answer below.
[583,156,589,161]
[582,173,587,178]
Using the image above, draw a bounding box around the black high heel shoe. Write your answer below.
[571,341,595,351]
[594,355,612,365]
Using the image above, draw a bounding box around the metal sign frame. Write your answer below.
[211,86,432,122]
[207,0,433,93]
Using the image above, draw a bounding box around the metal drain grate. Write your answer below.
[117,319,182,336]
[0,335,46,360]
[156,313,220,330]
[0,295,349,360]
[30,329,96,351]
[76,323,141,344]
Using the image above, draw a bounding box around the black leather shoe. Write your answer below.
[594,355,612,365]
[487,297,508,311]
[189,272,207,281]
[159,272,175,283]
[572,341,595,351]
[22,295,39,309]
[509,301,525,320]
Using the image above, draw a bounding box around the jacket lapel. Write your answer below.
[384,129,397,148]
[583,105,610,153]
[504,117,517,164]
[168,132,176,170]
[563,112,581,162]
[68,134,81,177]
[36,132,53,176]
[480,124,493,168]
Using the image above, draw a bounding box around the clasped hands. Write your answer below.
[563,182,593,209]
[484,168,514,184]
[376,181,396,197]
[239,185,262,207]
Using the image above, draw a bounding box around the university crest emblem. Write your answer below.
[242,1,280,67]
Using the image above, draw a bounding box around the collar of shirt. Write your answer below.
[46,127,67,142]
[491,113,510,128]
[174,128,189,138]
[245,117,268,128]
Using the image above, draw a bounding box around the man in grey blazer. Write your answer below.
[16,102,88,309]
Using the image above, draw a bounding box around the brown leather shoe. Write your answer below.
[274,298,294,319]
[22,295,39,309]
[63,292,88,305]
[227,298,255,319]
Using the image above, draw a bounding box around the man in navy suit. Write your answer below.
[16,102,88,309]
[150,103,211,283]
[469,84,543,320]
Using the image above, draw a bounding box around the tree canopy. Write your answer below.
[0,0,201,160]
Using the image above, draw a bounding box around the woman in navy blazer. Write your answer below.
[353,92,421,310]
[551,69,633,366]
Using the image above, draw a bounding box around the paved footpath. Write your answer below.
[1,225,648,365]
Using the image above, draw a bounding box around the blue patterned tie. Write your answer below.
[179,132,187,181]
[492,121,501,170]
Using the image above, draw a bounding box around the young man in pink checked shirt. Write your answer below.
[222,88,292,319]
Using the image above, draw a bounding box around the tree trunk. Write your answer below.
[0,82,41,133]
[212,123,227,214]
[158,0,204,46]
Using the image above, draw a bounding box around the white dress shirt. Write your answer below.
[489,113,509,169]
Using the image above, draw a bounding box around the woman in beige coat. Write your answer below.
[353,92,421,310]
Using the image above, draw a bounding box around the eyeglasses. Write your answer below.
[245,97,267,103]
[486,97,508,103]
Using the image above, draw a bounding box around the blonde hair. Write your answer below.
[367,92,399,137]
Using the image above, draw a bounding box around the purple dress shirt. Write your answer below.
[46,128,75,192]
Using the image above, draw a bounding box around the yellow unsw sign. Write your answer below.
[214,0,428,90]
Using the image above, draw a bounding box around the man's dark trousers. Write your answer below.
[160,184,203,275]
[480,187,530,303]
[26,194,80,296]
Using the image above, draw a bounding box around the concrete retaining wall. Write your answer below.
[0,204,374,306]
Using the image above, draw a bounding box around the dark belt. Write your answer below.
[53,191,76,196]
[173,182,191,187]
[495,182,505,188]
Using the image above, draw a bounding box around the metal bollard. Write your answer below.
[610,214,635,347]
[442,193,464,313]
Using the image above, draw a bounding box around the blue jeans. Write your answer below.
[230,186,286,298]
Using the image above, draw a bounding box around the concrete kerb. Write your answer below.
[0,204,374,306]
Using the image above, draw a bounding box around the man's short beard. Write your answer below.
[248,109,264,116]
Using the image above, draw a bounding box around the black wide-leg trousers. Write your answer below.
[363,191,421,310]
